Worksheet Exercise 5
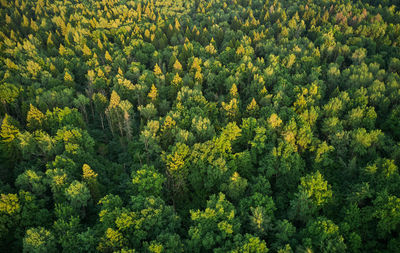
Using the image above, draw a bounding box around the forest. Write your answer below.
[1,0,400,252]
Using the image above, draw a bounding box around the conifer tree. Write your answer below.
[27,104,45,131]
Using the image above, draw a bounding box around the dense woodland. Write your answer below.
[1,0,400,252]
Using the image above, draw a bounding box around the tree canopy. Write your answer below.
[1,0,400,251]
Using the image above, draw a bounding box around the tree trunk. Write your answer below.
[100,113,105,130]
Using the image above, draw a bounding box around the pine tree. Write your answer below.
[171,73,182,88]
[173,59,183,73]
[246,98,259,117]
[82,164,100,201]
[268,113,282,129]
[148,84,158,102]
[97,39,103,50]
[230,84,238,98]
[222,98,239,121]
[108,90,120,109]
[0,114,20,161]
[59,44,66,56]
[27,104,45,130]
[92,93,108,130]
[154,63,163,76]
[82,44,92,57]
[64,71,74,87]
[105,51,112,62]
[118,100,133,140]
[47,32,54,47]
[106,91,122,136]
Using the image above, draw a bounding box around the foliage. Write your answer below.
[1,0,400,251]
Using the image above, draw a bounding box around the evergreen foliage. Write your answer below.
[1,0,400,251]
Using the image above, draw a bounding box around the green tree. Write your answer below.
[16,170,46,195]
[0,193,20,241]
[188,193,240,252]
[301,218,346,253]
[373,192,400,237]
[92,92,108,130]
[65,180,91,210]
[231,234,269,253]
[0,83,20,114]
[239,192,276,237]
[0,114,20,164]
[73,94,90,124]
[163,142,190,201]
[130,165,166,197]
[23,227,56,253]
[82,164,100,201]
[299,171,332,207]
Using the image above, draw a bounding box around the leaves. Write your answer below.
[65,180,91,209]
[23,227,56,253]
[1,0,400,252]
